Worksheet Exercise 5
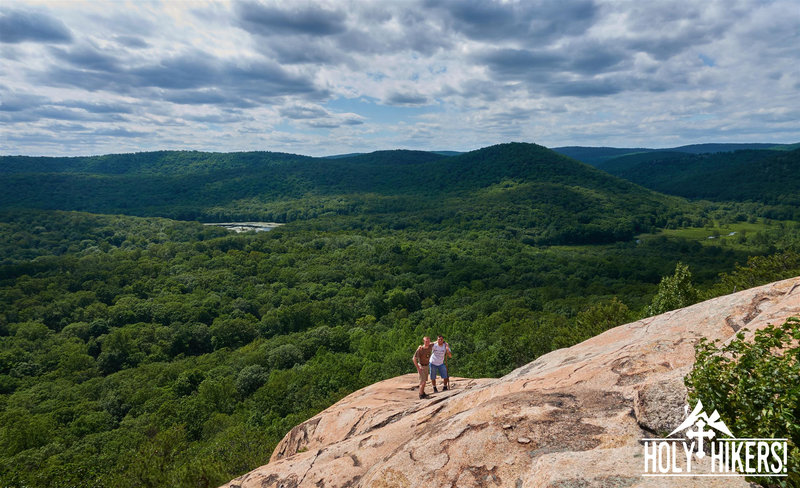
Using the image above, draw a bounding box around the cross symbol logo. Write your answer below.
[685,419,716,458]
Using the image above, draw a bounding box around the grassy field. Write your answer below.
[636,218,798,250]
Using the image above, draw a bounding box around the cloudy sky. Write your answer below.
[1,0,798,156]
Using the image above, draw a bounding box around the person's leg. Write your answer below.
[430,363,438,391]
[418,365,428,398]
[442,364,449,390]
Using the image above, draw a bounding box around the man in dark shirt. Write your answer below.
[412,336,432,399]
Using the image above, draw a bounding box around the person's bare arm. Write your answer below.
[412,347,421,369]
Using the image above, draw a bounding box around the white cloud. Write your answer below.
[0,0,798,156]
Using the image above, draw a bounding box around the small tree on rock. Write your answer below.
[647,262,698,316]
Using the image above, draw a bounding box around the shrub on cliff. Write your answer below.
[686,317,800,487]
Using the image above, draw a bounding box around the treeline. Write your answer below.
[0,151,312,176]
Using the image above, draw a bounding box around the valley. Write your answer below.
[1,143,799,487]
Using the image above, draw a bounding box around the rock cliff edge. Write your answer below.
[222,276,800,488]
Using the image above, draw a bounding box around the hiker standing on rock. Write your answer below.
[430,334,452,393]
[412,336,433,399]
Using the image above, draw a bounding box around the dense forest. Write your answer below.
[2,143,800,487]
[596,147,800,209]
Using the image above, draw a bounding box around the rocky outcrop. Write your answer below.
[221,276,800,488]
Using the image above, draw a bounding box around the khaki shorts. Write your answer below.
[418,364,429,383]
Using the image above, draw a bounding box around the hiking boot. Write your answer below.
[419,392,428,399]
[433,386,438,393]
[443,385,449,391]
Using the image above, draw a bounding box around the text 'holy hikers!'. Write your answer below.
[642,401,788,477]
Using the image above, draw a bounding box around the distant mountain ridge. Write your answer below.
[0,150,313,176]
[324,150,463,159]
[0,142,679,245]
[553,142,796,166]
[596,147,800,207]
[0,142,649,202]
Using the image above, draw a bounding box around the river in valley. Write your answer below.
[204,222,284,233]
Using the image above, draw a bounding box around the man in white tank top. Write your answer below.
[429,334,452,392]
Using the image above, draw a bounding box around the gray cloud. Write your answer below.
[0,8,73,44]
[426,0,597,43]
[0,92,47,112]
[386,92,429,106]
[94,127,148,138]
[478,48,563,79]
[0,90,132,124]
[44,122,89,132]
[307,120,341,128]
[545,78,623,97]
[342,116,364,125]
[750,108,800,124]
[627,36,710,62]
[476,45,629,97]
[0,112,38,123]
[238,2,452,67]
[333,8,451,57]
[265,37,349,65]
[476,36,681,98]
[183,111,250,124]
[39,46,324,103]
[280,104,329,119]
[224,60,324,98]
[113,35,150,49]
[480,41,629,77]
[0,45,22,61]
[305,113,365,129]
[567,41,629,75]
[479,108,540,134]
[129,54,222,90]
[85,11,156,37]
[64,101,133,114]
[34,106,128,122]
[280,102,365,128]
[235,1,346,36]
[617,3,735,60]
[38,66,130,92]
[34,106,99,121]
[127,54,323,99]
[50,44,120,72]
[0,103,129,124]
[163,90,258,108]
[451,80,508,102]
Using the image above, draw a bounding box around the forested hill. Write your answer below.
[0,142,641,194]
[552,146,656,166]
[597,148,800,207]
[0,143,678,245]
[553,142,793,166]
